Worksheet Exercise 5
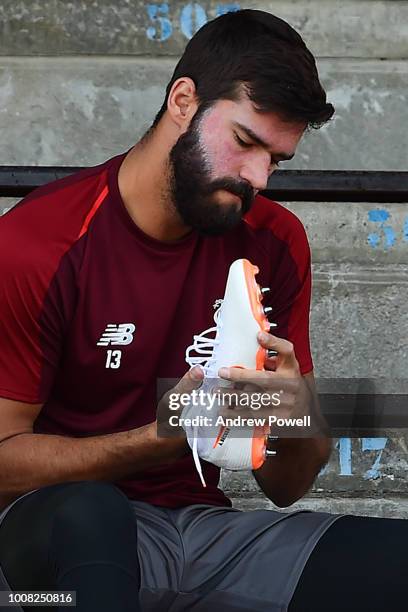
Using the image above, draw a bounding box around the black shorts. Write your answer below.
[0,482,341,611]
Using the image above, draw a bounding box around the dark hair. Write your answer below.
[151,9,334,131]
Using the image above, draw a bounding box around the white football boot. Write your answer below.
[184,258,277,486]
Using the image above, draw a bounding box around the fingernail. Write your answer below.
[218,367,230,379]
[258,331,269,342]
[190,365,204,380]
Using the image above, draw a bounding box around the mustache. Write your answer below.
[203,178,254,202]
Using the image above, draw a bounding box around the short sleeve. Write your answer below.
[267,212,313,375]
[285,227,313,375]
[0,214,64,403]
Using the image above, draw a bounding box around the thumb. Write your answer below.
[173,365,205,395]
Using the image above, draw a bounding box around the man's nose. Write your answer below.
[239,158,274,192]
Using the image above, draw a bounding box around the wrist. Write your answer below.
[152,420,189,461]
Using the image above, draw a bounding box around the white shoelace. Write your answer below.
[185,308,222,376]
[185,309,224,486]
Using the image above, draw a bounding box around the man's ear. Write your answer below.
[167,77,199,131]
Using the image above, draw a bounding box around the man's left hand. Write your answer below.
[215,331,317,436]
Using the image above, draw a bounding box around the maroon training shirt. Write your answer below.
[0,150,313,507]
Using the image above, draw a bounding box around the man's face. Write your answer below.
[168,96,305,236]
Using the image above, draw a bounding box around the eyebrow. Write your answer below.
[232,121,295,162]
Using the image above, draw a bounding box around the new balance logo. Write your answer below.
[97,323,135,347]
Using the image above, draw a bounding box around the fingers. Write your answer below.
[214,384,296,420]
[257,331,294,358]
[157,367,204,439]
[173,365,204,395]
[218,366,271,383]
[217,364,300,391]
[257,331,301,374]
[264,356,277,371]
[216,332,296,378]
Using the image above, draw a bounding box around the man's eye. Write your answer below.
[234,134,251,148]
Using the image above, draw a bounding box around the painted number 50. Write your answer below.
[146,3,240,42]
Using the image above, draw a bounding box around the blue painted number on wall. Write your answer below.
[180,4,208,39]
[146,3,240,41]
[368,209,408,250]
[319,437,388,479]
[146,3,172,41]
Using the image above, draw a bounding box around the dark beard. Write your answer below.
[168,106,255,236]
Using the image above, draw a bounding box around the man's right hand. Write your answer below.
[156,365,205,439]
[0,368,204,504]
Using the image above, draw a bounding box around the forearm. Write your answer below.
[0,421,188,501]
[253,436,332,507]
[253,370,332,507]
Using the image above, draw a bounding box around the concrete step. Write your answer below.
[221,432,408,500]
[229,493,408,518]
[284,202,408,264]
[0,57,406,170]
[0,1,406,59]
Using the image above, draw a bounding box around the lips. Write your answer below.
[228,192,242,203]
[219,189,242,203]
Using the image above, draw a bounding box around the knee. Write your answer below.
[50,482,139,576]
[52,481,135,541]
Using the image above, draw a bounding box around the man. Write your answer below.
[0,9,406,612]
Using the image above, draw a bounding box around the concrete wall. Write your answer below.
[0,0,407,517]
